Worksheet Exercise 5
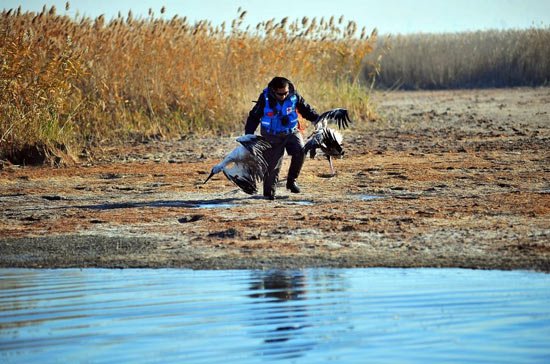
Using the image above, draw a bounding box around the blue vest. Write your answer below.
[260,88,299,134]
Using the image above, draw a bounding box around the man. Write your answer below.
[245,77,320,200]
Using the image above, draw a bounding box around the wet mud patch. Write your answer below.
[0,235,157,268]
[78,198,242,210]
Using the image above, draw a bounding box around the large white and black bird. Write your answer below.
[203,135,271,194]
[304,108,351,175]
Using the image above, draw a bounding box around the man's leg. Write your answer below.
[285,132,305,193]
[262,136,285,199]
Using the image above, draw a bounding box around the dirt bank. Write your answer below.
[1,88,549,270]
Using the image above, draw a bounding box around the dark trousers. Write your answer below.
[261,130,305,196]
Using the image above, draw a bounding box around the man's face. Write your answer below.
[274,86,289,101]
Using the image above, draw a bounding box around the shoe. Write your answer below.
[263,193,275,200]
[286,180,301,193]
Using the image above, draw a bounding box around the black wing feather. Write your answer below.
[223,170,258,195]
[237,135,271,157]
[237,135,272,180]
[320,128,344,157]
[318,108,351,129]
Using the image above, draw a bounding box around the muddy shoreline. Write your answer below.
[1,88,549,271]
[2,235,546,271]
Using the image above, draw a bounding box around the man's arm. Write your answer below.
[295,93,320,122]
[244,94,264,134]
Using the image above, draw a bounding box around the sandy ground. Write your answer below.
[1,88,549,270]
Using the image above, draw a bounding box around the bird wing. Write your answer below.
[222,154,266,195]
[223,168,258,194]
[236,134,271,175]
[204,136,271,194]
[317,108,351,129]
[320,128,344,156]
[236,135,271,157]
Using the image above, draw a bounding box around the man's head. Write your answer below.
[268,76,291,101]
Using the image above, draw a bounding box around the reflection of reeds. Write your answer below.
[370,29,550,90]
[0,5,379,164]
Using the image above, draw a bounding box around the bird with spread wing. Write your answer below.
[304,108,351,175]
[203,135,272,194]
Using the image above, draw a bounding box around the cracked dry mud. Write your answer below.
[1,88,549,270]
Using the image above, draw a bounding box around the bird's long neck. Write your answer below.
[218,154,233,168]
[215,146,244,172]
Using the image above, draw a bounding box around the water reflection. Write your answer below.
[249,270,307,301]
[248,270,313,359]
[247,270,353,361]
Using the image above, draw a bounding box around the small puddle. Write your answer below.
[85,201,197,210]
[193,202,238,209]
[148,201,196,208]
[359,194,384,201]
[286,200,314,206]
[83,200,238,210]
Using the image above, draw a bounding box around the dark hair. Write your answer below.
[268,76,290,90]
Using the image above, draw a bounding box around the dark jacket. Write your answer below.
[245,81,319,135]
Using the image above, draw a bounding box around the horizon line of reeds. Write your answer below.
[369,27,550,90]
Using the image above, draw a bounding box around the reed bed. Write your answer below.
[0,5,379,164]
[371,28,550,90]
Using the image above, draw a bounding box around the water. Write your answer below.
[1,268,549,364]
[193,202,237,209]
[358,194,384,201]
[285,200,314,206]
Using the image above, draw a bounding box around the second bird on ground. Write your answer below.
[304,108,351,175]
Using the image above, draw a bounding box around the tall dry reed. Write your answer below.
[371,28,550,90]
[0,5,379,164]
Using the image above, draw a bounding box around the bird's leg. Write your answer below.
[327,156,335,175]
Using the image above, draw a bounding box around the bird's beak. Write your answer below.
[203,171,215,184]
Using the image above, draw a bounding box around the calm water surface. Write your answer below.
[1,268,549,363]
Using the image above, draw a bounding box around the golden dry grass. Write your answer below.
[371,28,550,90]
[0,5,379,164]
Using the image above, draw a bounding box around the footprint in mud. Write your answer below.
[42,195,66,201]
[100,173,122,180]
[208,228,239,238]
[178,214,204,224]
[317,173,336,178]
